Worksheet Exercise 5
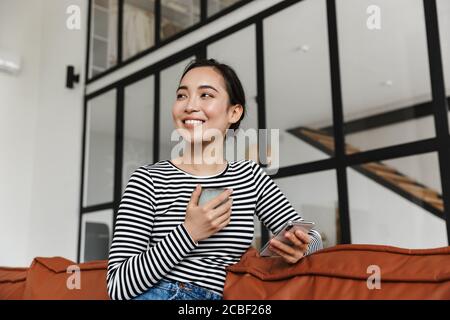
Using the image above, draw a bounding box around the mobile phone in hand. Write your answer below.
[198,187,230,208]
[259,220,315,257]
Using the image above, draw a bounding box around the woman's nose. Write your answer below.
[184,98,200,112]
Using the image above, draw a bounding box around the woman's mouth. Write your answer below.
[183,119,205,129]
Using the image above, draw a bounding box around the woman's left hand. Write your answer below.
[268,229,311,264]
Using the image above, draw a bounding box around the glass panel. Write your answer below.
[83,90,116,207]
[274,170,339,248]
[90,0,118,78]
[436,0,450,133]
[208,0,242,17]
[161,0,200,40]
[123,0,155,60]
[264,0,334,168]
[207,25,258,162]
[159,57,195,161]
[80,210,114,262]
[348,152,447,248]
[345,116,436,153]
[337,0,434,153]
[123,75,155,192]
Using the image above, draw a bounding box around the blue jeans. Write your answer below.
[133,279,223,300]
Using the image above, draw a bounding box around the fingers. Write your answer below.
[269,243,300,264]
[270,230,310,264]
[189,184,202,206]
[270,238,296,256]
[285,231,303,248]
[286,230,310,250]
[210,198,233,220]
[204,189,233,211]
[215,209,231,229]
[293,229,311,244]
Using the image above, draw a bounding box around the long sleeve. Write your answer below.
[106,167,198,300]
[250,160,323,256]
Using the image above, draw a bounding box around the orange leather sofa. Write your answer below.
[1,244,449,300]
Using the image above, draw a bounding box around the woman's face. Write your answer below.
[172,66,242,144]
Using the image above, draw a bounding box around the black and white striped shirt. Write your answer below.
[107,159,323,300]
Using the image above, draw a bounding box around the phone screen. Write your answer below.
[198,188,228,208]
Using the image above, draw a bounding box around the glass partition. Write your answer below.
[80,210,114,262]
[208,0,243,17]
[348,152,446,248]
[274,170,339,248]
[83,90,116,207]
[89,0,118,77]
[160,0,200,40]
[123,0,156,60]
[264,0,334,168]
[123,75,155,192]
[436,0,450,134]
[337,0,434,152]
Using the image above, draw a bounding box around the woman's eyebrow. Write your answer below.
[198,85,219,92]
[176,85,219,92]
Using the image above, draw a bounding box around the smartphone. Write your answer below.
[198,187,230,208]
[259,220,315,257]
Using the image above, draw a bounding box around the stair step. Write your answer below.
[300,129,334,142]
[423,196,443,205]
[375,170,416,184]
[397,183,440,198]
[362,162,397,173]
[318,138,335,150]
[431,202,444,211]
[345,145,361,154]
[298,128,443,214]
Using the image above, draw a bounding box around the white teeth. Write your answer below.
[184,120,204,125]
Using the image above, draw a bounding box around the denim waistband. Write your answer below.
[156,279,222,299]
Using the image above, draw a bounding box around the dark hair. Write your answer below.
[179,58,246,131]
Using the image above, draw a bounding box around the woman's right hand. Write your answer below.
[183,184,233,243]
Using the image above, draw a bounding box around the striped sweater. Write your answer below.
[107,159,323,300]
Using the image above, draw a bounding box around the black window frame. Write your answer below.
[85,0,254,84]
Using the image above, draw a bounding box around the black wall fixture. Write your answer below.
[66,65,80,89]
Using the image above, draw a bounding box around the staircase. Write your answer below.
[288,127,444,218]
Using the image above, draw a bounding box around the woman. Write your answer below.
[107,59,323,300]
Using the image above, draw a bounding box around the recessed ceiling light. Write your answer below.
[0,48,21,74]
[294,45,310,53]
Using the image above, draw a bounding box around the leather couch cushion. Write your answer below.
[22,257,109,300]
[223,244,450,299]
[0,267,28,299]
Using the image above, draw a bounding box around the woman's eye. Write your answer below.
[176,94,186,99]
[201,93,213,98]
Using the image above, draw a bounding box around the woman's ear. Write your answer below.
[229,104,244,124]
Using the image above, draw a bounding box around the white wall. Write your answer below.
[0,0,87,267]
[0,0,42,267]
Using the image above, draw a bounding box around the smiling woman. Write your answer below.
[106,59,323,300]
[171,59,246,160]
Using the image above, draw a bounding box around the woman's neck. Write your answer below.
[172,140,227,176]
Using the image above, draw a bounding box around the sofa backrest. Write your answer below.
[223,244,450,299]
[2,244,450,300]
[0,267,28,299]
[0,257,109,300]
